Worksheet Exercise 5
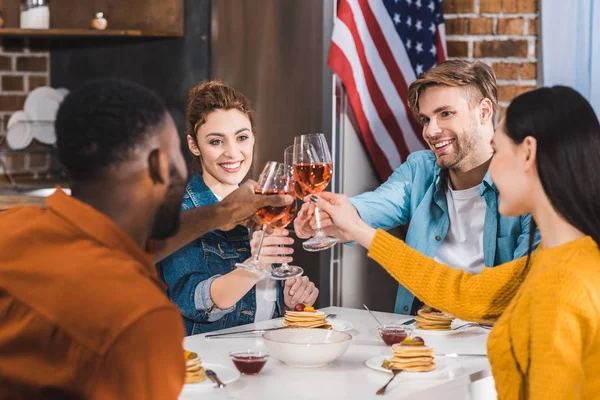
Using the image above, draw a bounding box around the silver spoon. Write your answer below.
[363,304,384,327]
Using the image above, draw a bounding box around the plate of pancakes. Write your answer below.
[180,350,240,393]
[272,311,354,332]
[400,306,464,336]
[365,355,461,379]
[365,337,461,379]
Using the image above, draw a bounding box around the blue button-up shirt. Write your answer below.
[350,150,540,315]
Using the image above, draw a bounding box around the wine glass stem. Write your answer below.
[314,206,323,231]
[252,225,267,263]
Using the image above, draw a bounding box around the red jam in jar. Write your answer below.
[378,326,408,346]
[229,351,269,375]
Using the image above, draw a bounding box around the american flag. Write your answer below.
[329,0,447,180]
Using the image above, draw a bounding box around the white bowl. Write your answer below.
[262,328,351,368]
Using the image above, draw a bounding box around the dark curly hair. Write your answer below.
[55,78,168,181]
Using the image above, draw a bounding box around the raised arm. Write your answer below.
[294,159,415,239]
[154,180,293,262]
[314,192,530,322]
[349,158,415,230]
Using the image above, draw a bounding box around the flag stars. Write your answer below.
[430,44,437,56]
[415,42,423,53]
[428,1,435,12]
[406,39,412,50]
[415,19,423,32]
[415,0,422,8]
[406,0,413,5]
[416,64,424,76]
[429,22,436,34]
[394,13,401,25]
[406,16,412,27]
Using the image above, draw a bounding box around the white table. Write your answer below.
[181,306,495,400]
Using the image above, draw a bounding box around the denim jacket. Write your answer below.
[350,150,541,315]
[157,173,284,335]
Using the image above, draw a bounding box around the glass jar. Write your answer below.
[20,0,50,29]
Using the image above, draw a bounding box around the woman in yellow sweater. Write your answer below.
[313,86,600,399]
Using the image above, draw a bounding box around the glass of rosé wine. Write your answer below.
[292,133,339,252]
[234,161,303,280]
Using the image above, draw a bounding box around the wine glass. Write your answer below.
[284,145,311,200]
[292,133,339,251]
[235,161,304,280]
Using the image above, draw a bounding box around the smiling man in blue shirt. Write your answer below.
[295,60,540,315]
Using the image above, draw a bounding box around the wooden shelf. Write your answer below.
[0,28,182,38]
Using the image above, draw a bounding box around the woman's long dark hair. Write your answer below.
[505,86,600,249]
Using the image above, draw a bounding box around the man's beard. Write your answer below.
[150,165,187,239]
[436,120,479,170]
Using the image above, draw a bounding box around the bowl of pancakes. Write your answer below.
[262,328,352,368]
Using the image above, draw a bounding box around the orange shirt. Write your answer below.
[0,189,185,400]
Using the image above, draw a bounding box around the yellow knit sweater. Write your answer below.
[368,230,600,399]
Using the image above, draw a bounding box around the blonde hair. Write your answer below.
[407,60,498,118]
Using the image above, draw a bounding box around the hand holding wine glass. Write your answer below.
[234,161,304,280]
[249,229,294,270]
[291,133,339,251]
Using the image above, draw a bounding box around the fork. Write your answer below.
[453,322,492,331]
[205,369,226,389]
[376,369,402,395]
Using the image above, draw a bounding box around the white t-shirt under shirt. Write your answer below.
[433,183,486,274]
[213,193,277,322]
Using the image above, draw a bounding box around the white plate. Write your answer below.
[365,355,462,380]
[56,87,70,98]
[271,318,354,332]
[24,87,62,145]
[179,363,240,394]
[24,86,63,121]
[396,319,471,336]
[6,111,32,150]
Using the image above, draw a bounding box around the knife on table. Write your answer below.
[205,326,285,339]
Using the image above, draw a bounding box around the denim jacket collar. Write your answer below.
[186,173,219,208]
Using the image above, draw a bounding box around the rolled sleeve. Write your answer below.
[194,274,235,322]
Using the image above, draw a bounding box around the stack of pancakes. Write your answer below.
[390,341,436,372]
[283,310,330,329]
[184,350,206,383]
[415,307,454,330]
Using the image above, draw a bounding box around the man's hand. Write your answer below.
[283,276,319,310]
[220,180,293,231]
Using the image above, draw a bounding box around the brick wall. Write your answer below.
[0,38,51,178]
[443,0,540,119]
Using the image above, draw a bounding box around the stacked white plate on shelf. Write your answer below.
[6,86,69,150]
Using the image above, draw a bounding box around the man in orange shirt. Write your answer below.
[0,78,249,399]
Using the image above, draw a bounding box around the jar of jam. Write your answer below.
[377,325,409,346]
[229,350,269,375]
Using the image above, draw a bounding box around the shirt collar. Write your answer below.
[433,164,497,195]
[45,188,165,289]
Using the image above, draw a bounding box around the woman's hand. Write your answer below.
[310,193,376,248]
[249,229,294,270]
[283,276,319,310]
